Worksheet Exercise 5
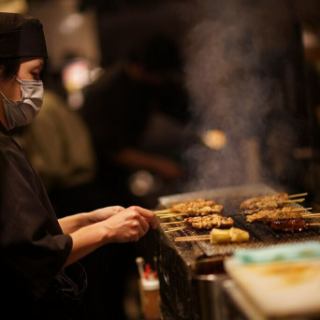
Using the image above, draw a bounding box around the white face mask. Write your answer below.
[0,78,44,130]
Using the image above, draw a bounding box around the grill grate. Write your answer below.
[158,184,320,320]
[161,184,320,257]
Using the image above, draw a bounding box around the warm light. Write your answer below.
[201,129,227,150]
[303,30,319,50]
[62,59,91,92]
[68,91,84,110]
[59,13,84,34]
[129,171,155,196]
[89,67,104,82]
[0,0,28,13]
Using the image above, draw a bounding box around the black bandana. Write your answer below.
[0,12,47,58]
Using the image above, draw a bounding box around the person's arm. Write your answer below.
[58,206,124,234]
[64,206,158,266]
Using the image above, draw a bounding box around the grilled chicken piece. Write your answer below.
[240,193,289,212]
[269,219,306,232]
[171,199,223,216]
[241,200,286,213]
[246,206,306,223]
[185,214,234,230]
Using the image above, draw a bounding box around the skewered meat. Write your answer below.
[269,219,306,232]
[184,214,234,230]
[210,227,249,244]
[246,207,308,223]
[241,199,287,213]
[269,219,320,232]
[170,199,223,216]
[240,193,293,213]
[240,193,288,209]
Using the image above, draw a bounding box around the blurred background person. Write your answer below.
[79,34,190,208]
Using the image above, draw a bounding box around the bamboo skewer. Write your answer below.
[302,213,320,219]
[244,207,312,215]
[285,207,312,211]
[175,235,210,242]
[288,192,308,199]
[283,198,305,204]
[164,226,186,233]
[158,213,186,219]
[154,209,172,215]
[161,221,185,226]
[307,222,320,227]
[158,214,177,219]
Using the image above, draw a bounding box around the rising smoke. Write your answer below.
[182,0,305,192]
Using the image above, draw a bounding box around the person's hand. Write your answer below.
[90,206,124,223]
[129,205,158,230]
[102,206,158,243]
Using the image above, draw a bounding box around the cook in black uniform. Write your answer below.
[0,12,157,319]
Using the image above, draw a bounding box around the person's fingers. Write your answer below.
[136,214,149,234]
[129,206,158,229]
[127,209,149,236]
[130,206,153,218]
[111,205,125,213]
[131,220,144,241]
[93,205,125,221]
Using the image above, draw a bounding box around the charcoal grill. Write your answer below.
[156,184,320,320]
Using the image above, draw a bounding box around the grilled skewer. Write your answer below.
[155,198,224,217]
[246,207,313,223]
[161,214,233,231]
[240,192,307,213]
[174,227,250,244]
[288,192,309,198]
[184,214,234,230]
[269,219,320,232]
[242,199,305,214]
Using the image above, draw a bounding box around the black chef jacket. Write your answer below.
[0,125,82,318]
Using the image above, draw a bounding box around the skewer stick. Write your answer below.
[287,207,312,211]
[288,192,308,199]
[158,215,179,219]
[243,207,312,216]
[165,226,186,233]
[161,221,184,226]
[154,209,172,215]
[283,198,305,204]
[302,213,320,219]
[175,235,210,242]
[158,213,186,219]
[307,222,320,227]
